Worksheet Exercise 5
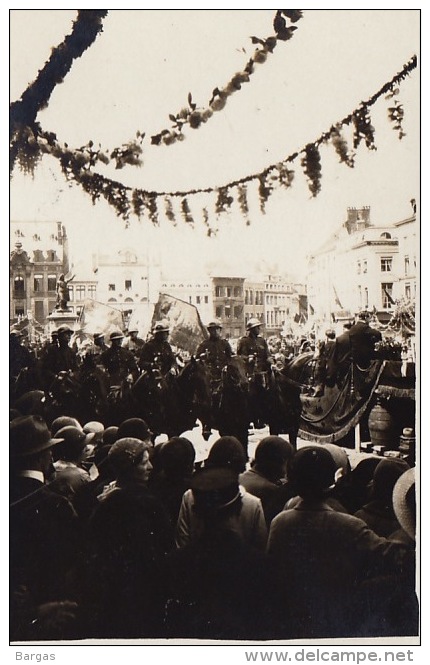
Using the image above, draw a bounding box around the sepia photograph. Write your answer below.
[8,6,420,653]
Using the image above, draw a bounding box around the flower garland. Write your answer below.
[150,10,303,146]
[10,11,108,141]
[10,33,417,231]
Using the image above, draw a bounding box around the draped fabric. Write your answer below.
[296,360,415,443]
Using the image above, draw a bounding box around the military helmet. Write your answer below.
[246,317,262,331]
[153,321,170,333]
[207,320,222,329]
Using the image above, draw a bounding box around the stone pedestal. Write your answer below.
[46,308,79,332]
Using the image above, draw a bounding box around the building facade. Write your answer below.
[10,221,69,325]
[211,276,245,339]
[306,206,414,324]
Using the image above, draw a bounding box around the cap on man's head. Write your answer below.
[93,332,105,340]
[51,416,82,436]
[108,437,149,476]
[10,415,63,458]
[190,467,240,516]
[10,329,23,338]
[357,310,371,321]
[288,445,337,497]
[54,426,95,461]
[13,390,46,417]
[128,327,138,334]
[117,417,153,442]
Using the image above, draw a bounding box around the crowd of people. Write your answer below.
[10,311,417,641]
[10,408,417,641]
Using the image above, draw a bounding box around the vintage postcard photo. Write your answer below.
[9,7,420,652]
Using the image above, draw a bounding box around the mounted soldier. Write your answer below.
[237,318,274,429]
[122,327,145,356]
[139,321,177,377]
[196,320,233,384]
[100,330,139,385]
[195,320,233,439]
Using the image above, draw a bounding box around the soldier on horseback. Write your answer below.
[237,318,274,429]
[139,321,177,376]
[100,330,139,385]
[196,320,233,439]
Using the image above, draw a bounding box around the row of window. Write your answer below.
[358,256,416,276]
[214,286,243,298]
[215,305,243,320]
[244,290,264,305]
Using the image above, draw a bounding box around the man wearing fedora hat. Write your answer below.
[139,321,177,376]
[100,330,139,384]
[10,415,81,640]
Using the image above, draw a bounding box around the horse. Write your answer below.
[173,356,213,437]
[215,356,250,454]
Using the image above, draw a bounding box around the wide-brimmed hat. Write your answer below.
[127,327,139,334]
[246,317,262,330]
[392,467,416,540]
[10,415,63,458]
[93,332,105,340]
[10,329,23,338]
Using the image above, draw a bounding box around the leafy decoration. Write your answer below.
[352,105,376,151]
[302,143,322,197]
[330,124,355,167]
[215,187,234,215]
[181,198,194,226]
[258,173,273,213]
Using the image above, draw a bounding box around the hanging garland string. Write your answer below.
[10,9,302,170]
[150,9,303,146]
[10,10,108,139]
[11,54,417,226]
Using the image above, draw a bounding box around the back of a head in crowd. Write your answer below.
[53,426,95,463]
[101,426,119,447]
[13,391,46,417]
[159,437,195,479]
[288,446,337,499]
[51,416,82,437]
[206,436,247,474]
[191,467,241,520]
[254,436,295,481]
[323,443,351,478]
[117,418,153,442]
[372,458,410,504]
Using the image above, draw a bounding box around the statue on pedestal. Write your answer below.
[55,273,75,311]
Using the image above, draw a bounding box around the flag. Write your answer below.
[383,286,396,306]
[78,299,125,337]
[333,285,343,309]
[152,293,208,354]
[127,301,155,341]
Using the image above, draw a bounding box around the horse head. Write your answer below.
[222,356,249,394]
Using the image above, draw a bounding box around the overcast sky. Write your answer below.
[9,9,420,281]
